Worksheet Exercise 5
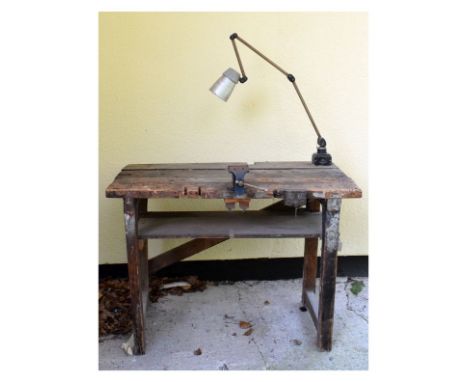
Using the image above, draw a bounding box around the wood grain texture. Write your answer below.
[106,162,361,199]
[149,238,226,274]
[123,163,246,171]
[302,198,321,294]
[123,197,148,355]
[137,199,149,316]
[317,198,342,351]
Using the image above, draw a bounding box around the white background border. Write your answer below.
[1,1,467,380]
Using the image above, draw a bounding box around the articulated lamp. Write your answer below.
[210,33,332,166]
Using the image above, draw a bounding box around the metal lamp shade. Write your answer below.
[209,68,241,101]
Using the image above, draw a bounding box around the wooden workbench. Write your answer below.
[105,161,362,355]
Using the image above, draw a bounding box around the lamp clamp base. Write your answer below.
[312,138,332,165]
[312,147,332,166]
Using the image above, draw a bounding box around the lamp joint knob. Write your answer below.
[230,33,238,40]
[287,74,296,82]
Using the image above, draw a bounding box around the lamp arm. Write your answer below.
[230,33,325,146]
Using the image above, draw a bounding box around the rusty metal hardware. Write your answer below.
[228,164,249,197]
[281,190,308,217]
[273,189,309,216]
[243,182,268,192]
[223,197,251,211]
[225,164,268,210]
[225,164,251,210]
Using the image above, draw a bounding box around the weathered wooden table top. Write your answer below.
[105,162,362,199]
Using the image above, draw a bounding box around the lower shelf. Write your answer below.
[138,210,322,239]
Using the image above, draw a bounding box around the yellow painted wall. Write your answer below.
[99,12,368,264]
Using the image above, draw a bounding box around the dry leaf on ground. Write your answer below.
[99,275,207,337]
[239,320,252,329]
[243,328,254,336]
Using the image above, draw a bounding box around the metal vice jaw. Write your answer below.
[225,164,250,210]
[228,164,249,197]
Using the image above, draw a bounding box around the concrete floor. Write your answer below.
[99,277,368,370]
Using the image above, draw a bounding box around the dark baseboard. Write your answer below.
[99,256,368,281]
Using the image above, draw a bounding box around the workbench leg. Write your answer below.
[301,198,320,326]
[138,199,149,311]
[123,197,149,355]
[317,198,342,351]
